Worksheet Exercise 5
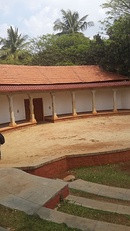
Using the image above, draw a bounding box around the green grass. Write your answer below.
[58,200,130,226]
[0,204,81,231]
[71,161,130,188]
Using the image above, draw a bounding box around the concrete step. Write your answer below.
[67,195,130,215]
[36,207,130,231]
[69,179,130,201]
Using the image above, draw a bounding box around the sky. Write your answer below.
[0,0,107,39]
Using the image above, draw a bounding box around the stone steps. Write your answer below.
[67,194,130,215]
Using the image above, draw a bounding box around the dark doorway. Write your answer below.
[24,98,44,122]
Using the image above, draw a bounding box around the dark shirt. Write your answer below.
[0,133,5,145]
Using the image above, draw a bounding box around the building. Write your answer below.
[0,64,130,131]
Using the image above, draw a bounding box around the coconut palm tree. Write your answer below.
[53,9,94,35]
[0,26,28,57]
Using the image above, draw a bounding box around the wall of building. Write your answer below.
[24,92,51,117]
[55,91,72,115]
[120,88,130,109]
[0,87,130,125]
[42,93,52,116]
[96,89,113,111]
[13,94,27,121]
[76,90,92,113]
[0,95,10,123]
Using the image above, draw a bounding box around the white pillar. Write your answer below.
[28,94,36,123]
[7,95,17,127]
[91,90,97,114]
[50,93,58,120]
[71,91,77,116]
[113,89,118,112]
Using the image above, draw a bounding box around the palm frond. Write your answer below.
[53,9,94,34]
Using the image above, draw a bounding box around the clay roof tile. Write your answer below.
[0,64,127,85]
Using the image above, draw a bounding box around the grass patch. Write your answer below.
[71,161,130,188]
[58,200,130,226]
[0,204,81,231]
[70,188,130,206]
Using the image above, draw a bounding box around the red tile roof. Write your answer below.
[0,64,127,85]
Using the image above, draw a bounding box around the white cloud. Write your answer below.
[98,8,107,18]
[23,0,45,12]
[0,3,10,15]
[0,0,18,14]
[23,7,55,36]
[0,0,106,38]
[0,23,8,37]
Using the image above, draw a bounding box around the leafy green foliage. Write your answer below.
[0,50,32,65]
[0,26,28,54]
[0,26,30,65]
[31,33,95,66]
[95,16,130,76]
[102,0,130,19]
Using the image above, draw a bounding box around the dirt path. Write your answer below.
[0,115,130,167]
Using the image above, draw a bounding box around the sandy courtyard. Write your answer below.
[0,115,130,168]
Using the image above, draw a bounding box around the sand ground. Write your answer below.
[0,115,130,168]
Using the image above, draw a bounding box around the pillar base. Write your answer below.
[30,119,37,123]
[9,122,17,127]
[92,110,97,115]
[72,113,77,117]
[52,114,58,120]
[113,109,118,113]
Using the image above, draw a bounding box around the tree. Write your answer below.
[102,0,130,19]
[89,34,105,65]
[53,9,94,35]
[30,33,93,66]
[0,26,28,57]
[98,1,130,76]
[30,34,62,66]
[0,26,31,65]
[94,17,130,76]
[107,16,130,40]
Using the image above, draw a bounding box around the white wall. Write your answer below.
[55,92,72,115]
[43,93,52,116]
[0,95,10,123]
[120,88,130,109]
[76,90,92,112]
[116,90,122,109]
[96,89,113,111]
[13,94,27,121]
